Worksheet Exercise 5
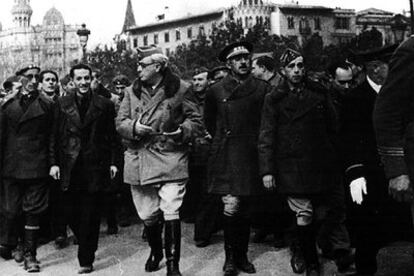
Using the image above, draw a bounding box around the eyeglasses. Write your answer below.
[138,62,156,69]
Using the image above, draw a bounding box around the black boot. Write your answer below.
[298,225,319,276]
[234,218,255,274]
[290,239,306,274]
[144,221,164,272]
[223,216,238,276]
[23,229,40,273]
[165,220,182,276]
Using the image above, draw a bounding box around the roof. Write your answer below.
[357,8,394,16]
[277,4,332,12]
[127,9,224,33]
[43,7,64,26]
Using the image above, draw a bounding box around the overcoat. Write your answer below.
[0,92,55,179]
[49,92,118,192]
[116,69,202,186]
[204,75,271,196]
[258,79,340,195]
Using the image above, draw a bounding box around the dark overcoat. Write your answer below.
[49,92,118,192]
[258,80,340,195]
[0,92,55,179]
[204,75,271,196]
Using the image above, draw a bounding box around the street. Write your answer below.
[0,221,413,276]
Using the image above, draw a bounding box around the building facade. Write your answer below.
[0,0,82,83]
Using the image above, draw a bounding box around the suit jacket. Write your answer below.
[204,75,271,196]
[340,79,388,204]
[50,92,118,192]
[258,79,340,195]
[0,92,55,179]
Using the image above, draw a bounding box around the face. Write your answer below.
[192,72,209,92]
[137,57,160,83]
[251,59,265,79]
[91,72,101,90]
[282,56,305,85]
[114,84,126,96]
[367,61,389,85]
[72,69,92,94]
[41,72,58,94]
[22,68,40,93]
[228,54,251,76]
[334,67,353,92]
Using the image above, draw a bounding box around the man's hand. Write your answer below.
[134,120,153,136]
[262,174,276,190]
[350,177,367,205]
[110,166,118,179]
[163,127,182,138]
[389,174,413,202]
[49,165,60,180]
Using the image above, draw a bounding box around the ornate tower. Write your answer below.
[11,0,33,28]
[122,0,136,32]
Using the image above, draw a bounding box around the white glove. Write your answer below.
[350,177,367,205]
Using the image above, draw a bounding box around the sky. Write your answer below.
[0,0,411,47]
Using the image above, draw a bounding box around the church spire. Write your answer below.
[122,0,136,32]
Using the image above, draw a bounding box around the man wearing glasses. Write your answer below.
[0,65,56,273]
[116,46,201,276]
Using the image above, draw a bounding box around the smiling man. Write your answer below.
[49,63,119,274]
[204,41,272,276]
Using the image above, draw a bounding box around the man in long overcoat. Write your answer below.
[116,46,201,276]
[258,49,346,275]
[204,41,272,276]
[0,65,55,272]
[49,63,119,274]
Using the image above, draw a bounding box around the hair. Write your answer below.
[254,56,275,72]
[328,60,352,77]
[39,70,58,82]
[60,74,71,86]
[69,64,92,79]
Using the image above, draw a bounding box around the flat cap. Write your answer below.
[137,45,163,59]
[218,41,253,62]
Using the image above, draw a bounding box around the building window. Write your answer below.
[314,17,321,30]
[133,38,138,48]
[187,27,192,38]
[288,17,295,29]
[199,25,205,36]
[154,34,158,44]
[143,35,148,46]
[335,17,350,30]
[176,30,181,41]
[164,32,169,43]
[254,0,258,5]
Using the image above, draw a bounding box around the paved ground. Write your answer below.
[0,221,413,276]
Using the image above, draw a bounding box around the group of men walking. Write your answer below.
[0,36,413,276]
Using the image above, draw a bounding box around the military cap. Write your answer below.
[192,67,209,77]
[3,75,23,90]
[112,74,131,86]
[208,66,230,80]
[280,48,303,67]
[15,64,40,76]
[137,45,164,59]
[352,44,399,64]
[218,41,253,62]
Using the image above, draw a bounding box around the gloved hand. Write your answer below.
[350,177,367,205]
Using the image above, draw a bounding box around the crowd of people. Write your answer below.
[0,37,413,276]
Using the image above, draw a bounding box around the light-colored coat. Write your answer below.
[116,71,202,186]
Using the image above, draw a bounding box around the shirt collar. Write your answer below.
[366,76,382,93]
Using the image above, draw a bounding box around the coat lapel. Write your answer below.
[224,75,256,101]
[18,95,46,125]
[139,87,166,125]
[82,94,104,128]
[291,88,323,120]
[61,93,82,129]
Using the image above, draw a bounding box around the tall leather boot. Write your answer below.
[144,221,164,272]
[234,218,255,274]
[165,220,182,276]
[223,215,237,276]
[23,228,40,273]
[298,225,319,276]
